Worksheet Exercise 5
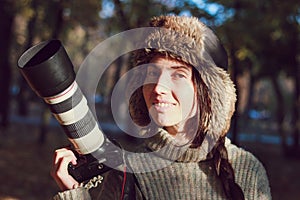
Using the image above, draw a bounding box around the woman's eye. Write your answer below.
[172,73,186,79]
[148,71,156,76]
[147,71,159,77]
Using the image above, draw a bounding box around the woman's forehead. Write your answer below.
[149,54,192,68]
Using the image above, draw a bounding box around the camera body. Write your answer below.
[68,139,123,183]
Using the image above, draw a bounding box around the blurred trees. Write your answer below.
[0,0,16,129]
[0,0,299,153]
[9,0,102,141]
[207,0,300,153]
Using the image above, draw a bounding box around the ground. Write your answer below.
[0,115,299,200]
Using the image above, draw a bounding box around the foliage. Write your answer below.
[208,0,300,78]
[1,0,299,148]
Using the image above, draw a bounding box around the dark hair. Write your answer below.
[208,136,245,200]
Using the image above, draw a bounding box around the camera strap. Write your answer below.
[121,161,146,200]
[80,175,104,190]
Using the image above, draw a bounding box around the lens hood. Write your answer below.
[18,39,75,97]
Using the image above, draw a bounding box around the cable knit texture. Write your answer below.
[53,129,271,200]
[53,187,91,200]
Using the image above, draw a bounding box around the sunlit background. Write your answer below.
[0,0,299,199]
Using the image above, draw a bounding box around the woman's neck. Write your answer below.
[164,125,192,146]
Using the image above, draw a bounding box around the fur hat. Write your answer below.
[128,15,236,143]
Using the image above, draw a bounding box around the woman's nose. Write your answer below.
[153,74,170,94]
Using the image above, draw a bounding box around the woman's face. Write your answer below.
[142,55,197,135]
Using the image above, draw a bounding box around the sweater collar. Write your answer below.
[144,128,214,162]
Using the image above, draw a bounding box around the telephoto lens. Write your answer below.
[18,40,123,183]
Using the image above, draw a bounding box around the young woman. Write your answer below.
[51,15,271,200]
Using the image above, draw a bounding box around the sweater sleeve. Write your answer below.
[226,141,272,200]
[52,170,144,200]
[53,187,91,200]
[51,171,124,200]
[254,160,272,200]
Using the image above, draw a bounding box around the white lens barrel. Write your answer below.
[45,81,104,154]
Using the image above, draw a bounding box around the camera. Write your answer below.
[18,39,123,183]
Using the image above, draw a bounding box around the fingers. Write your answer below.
[53,148,77,166]
[50,148,79,191]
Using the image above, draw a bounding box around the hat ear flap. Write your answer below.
[205,39,228,70]
[129,87,151,126]
[201,26,228,71]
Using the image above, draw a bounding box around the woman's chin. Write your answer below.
[152,119,178,128]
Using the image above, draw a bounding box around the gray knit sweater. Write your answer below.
[53,129,271,200]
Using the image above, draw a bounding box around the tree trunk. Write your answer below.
[229,47,239,145]
[39,0,64,143]
[0,1,14,129]
[291,63,300,151]
[243,73,255,118]
[113,0,130,30]
[270,76,287,150]
[290,25,300,151]
[17,0,38,116]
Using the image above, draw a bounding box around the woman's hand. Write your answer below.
[50,148,79,191]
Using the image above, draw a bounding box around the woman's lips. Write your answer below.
[152,102,176,112]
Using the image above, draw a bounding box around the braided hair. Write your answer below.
[192,66,245,200]
[207,136,245,200]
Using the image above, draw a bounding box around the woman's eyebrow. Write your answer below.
[170,65,191,72]
[148,64,191,72]
[170,65,189,69]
